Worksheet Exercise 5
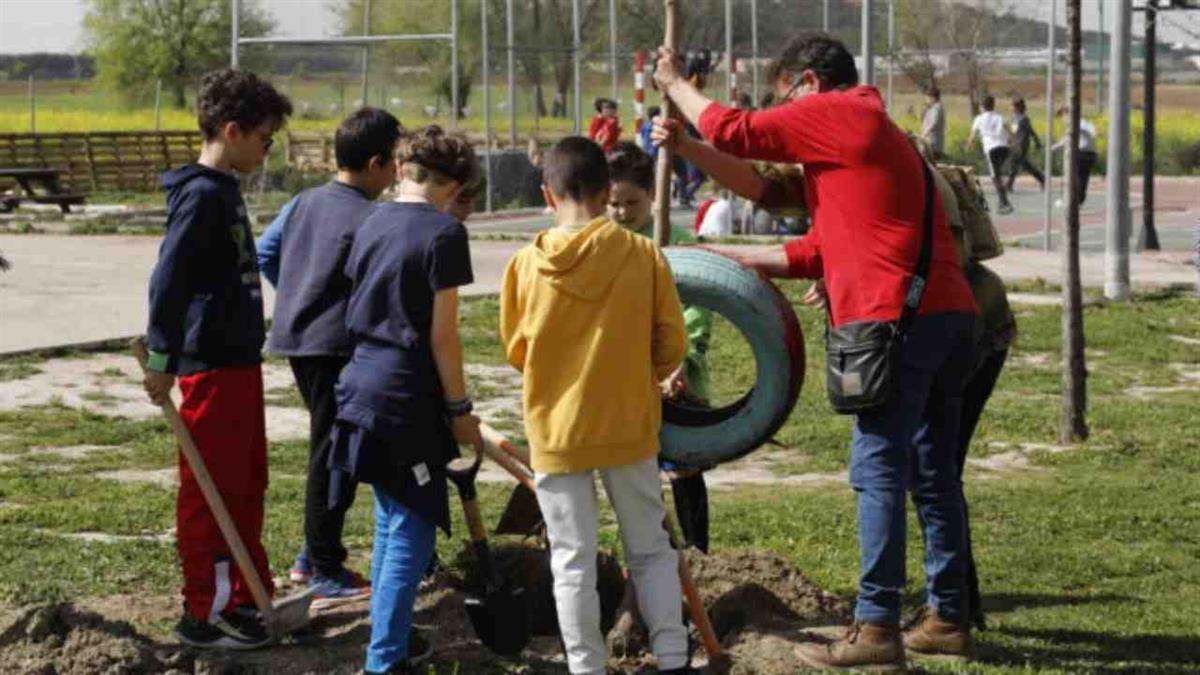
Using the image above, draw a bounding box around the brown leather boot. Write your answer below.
[794,623,907,671]
[902,607,974,658]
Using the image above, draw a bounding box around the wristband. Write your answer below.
[444,397,474,418]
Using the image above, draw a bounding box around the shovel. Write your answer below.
[477,424,727,663]
[131,338,314,641]
[446,446,530,657]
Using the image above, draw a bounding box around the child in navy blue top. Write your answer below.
[328,126,482,673]
[142,69,292,651]
[255,108,404,603]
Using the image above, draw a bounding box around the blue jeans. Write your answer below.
[850,312,975,625]
[366,487,436,673]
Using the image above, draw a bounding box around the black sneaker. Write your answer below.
[174,609,272,650]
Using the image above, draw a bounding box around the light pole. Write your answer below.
[507,0,516,146]
[1043,0,1057,252]
[572,0,582,135]
[861,0,875,86]
[1104,0,1132,301]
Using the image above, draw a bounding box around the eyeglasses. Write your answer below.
[781,79,804,103]
[262,135,274,152]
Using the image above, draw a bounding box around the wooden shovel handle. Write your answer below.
[131,338,277,624]
[652,0,680,247]
[480,423,536,491]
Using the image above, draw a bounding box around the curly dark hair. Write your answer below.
[397,125,480,186]
[606,141,654,192]
[767,33,858,90]
[196,69,293,140]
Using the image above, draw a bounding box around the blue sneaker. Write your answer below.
[289,548,312,583]
[310,567,370,608]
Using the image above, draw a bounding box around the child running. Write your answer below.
[143,69,292,650]
[255,108,404,604]
[328,126,483,674]
[500,137,697,675]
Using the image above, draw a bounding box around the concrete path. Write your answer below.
[0,234,523,354]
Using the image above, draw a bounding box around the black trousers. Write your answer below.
[1006,150,1045,190]
[1075,151,1098,205]
[669,473,709,554]
[986,147,1013,209]
[956,347,1008,627]
[290,355,356,577]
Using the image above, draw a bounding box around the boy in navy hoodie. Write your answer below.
[143,69,292,650]
[256,108,404,605]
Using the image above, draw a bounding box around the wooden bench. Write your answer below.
[0,167,86,214]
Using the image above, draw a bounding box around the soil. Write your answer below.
[0,550,853,675]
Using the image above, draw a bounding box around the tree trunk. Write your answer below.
[1060,0,1088,443]
[530,0,547,117]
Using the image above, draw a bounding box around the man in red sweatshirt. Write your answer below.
[655,34,980,669]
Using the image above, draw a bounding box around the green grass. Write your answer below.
[0,290,1197,671]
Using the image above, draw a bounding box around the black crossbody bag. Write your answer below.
[824,159,935,415]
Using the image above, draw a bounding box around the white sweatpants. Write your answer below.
[535,456,689,674]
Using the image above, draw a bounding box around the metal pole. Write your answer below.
[823,0,831,33]
[482,0,493,212]
[231,0,240,67]
[751,0,759,105]
[1104,0,1132,301]
[725,0,734,104]
[451,0,459,130]
[1097,0,1105,114]
[861,0,874,86]
[887,0,895,110]
[572,0,582,135]
[28,75,35,134]
[507,0,516,146]
[609,0,619,103]
[1139,6,1159,251]
[361,0,371,107]
[1043,0,1057,252]
[155,79,163,131]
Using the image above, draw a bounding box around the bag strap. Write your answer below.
[895,159,936,340]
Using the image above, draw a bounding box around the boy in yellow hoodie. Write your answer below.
[500,137,695,675]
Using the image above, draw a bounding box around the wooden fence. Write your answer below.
[0,132,202,193]
[1,130,542,194]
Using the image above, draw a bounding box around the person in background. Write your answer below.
[967,94,1014,215]
[1005,97,1044,192]
[1051,108,1100,205]
[588,98,622,153]
[639,105,663,159]
[921,87,945,159]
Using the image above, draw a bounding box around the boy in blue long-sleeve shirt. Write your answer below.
[255,108,405,605]
[143,69,292,650]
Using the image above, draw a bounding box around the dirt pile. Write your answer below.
[0,603,189,674]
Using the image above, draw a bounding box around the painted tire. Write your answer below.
[660,248,806,468]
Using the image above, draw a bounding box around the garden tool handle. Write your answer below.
[462,496,488,543]
[130,338,277,624]
[652,0,679,247]
[479,425,536,492]
[480,422,531,468]
[666,512,725,659]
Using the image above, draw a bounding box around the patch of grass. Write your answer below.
[0,359,41,383]
[264,385,305,409]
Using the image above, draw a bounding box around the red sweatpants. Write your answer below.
[176,365,273,621]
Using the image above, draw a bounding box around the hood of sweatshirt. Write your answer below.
[161,163,239,198]
[530,216,634,301]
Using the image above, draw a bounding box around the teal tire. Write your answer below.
[660,248,806,467]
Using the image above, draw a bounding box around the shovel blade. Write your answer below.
[465,586,529,656]
[495,484,543,536]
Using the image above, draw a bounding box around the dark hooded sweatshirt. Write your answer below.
[146,164,264,375]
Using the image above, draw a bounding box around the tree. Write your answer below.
[1060,0,1088,443]
[84,0,273,109]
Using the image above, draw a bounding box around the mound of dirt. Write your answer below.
[0,603,189,675]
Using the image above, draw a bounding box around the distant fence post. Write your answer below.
[28,75,36,134]
[154,79,163,131]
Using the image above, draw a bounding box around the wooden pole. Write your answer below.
[652,0,679,247]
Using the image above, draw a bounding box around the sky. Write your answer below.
[1,0,1198,55]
